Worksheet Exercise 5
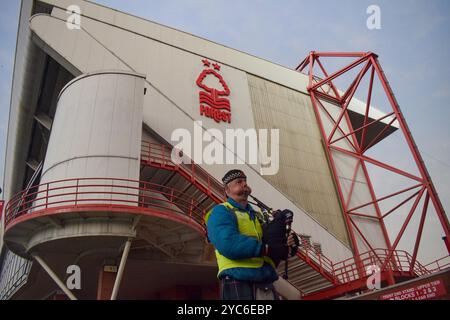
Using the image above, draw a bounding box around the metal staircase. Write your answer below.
[140,141,223,218]
[138,139,339,296]
[279,254,334,295]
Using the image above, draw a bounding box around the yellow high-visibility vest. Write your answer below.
[204,201,275,277]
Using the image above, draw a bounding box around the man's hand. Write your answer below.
[287,231,300,257]
[287,232,296,246]
[262,243,289,263]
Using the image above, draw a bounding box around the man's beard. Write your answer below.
[238,188,251,198]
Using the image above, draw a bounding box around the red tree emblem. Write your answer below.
[196,59,232,123]
[196,69,231,111]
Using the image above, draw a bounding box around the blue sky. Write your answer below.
[0,0,449,262]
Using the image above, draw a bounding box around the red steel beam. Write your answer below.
[379,188,425,272]
[327,60,372,148]
[309,54,371,92]
[345,161,361,209]
[340,60,372,105]
[315,97,358,150]
[316,57,341,100]
[330,111,395,146]
[330,145,423,182]
[348,217,395,284]
[348,183,422,213]
[348,212,380,220]
[410,192,429,271]
[361,116,398,153]
[310,91,365,278]
[359,159,395,255]
[360,66,376,149]
[314,52,368,58]
[381,189,422,220]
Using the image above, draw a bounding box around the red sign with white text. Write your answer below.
[196,59,231,123]
[379,279,447,300]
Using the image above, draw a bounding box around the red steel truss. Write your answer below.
[296,51,450,286]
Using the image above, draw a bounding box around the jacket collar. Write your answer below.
[227,197,255,213]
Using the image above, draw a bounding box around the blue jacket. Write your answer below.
[206,197,278,283]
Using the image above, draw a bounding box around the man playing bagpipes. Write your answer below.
[204,169,299,300]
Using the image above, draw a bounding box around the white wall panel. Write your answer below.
[38,71,144,208]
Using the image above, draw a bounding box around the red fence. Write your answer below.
[4,177,208,232]
[424,256,450,274]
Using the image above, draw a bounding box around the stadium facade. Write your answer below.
[0,0,448,300]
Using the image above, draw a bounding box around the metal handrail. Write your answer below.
[292,230,335,278]
[5,177,211,230]
[141,141,225,203]
[331,248,432,283]
[423,255,450,273]
[5,162,44,226]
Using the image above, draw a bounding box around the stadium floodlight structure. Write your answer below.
[296,51,450,290]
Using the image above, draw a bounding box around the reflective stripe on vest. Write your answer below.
[204,201,275,277]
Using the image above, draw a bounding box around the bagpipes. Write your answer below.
[248,195,300,280]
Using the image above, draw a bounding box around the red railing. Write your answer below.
[141,141,225,204]
[292,231,336,283]
[331,249,430,284]
[424,255,450,273]
[287,235,432,285]
[4,177,211,232]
